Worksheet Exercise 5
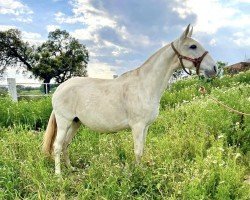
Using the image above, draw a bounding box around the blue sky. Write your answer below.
[0,0,250,79]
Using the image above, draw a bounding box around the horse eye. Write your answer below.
[190,45,197,49]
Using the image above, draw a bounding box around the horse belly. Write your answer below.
[77,102,129,133]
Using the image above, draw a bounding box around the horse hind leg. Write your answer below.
[62,120,81,170]
[53,114,71,175]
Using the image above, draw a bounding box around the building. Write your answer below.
[224,62,250,74]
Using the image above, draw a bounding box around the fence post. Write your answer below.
[7,78,18,102]
[45,83,48,94]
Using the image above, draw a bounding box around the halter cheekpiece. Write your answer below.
[171,42,208,75]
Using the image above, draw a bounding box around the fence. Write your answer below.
[0,78,59,102]
[1,75,188,102]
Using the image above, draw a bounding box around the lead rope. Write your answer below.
[199,87,250,184]
[199,86,249,131]
[199,86,250,183]
[199,86,250,116]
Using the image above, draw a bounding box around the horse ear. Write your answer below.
[187,26,193,37]
[180,24,191,41]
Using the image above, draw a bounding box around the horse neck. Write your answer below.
[138,43,178,100]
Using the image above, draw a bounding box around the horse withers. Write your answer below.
[43,25,217,175]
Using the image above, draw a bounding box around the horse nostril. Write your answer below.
[213,66,217,73]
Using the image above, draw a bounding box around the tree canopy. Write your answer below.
[0,28,89,93]
[0,29,33,74]
[32,29,89,84]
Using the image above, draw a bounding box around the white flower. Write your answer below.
[235,153,241,159]
[218,135,224,139]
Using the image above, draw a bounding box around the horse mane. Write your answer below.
[119,44,170,78]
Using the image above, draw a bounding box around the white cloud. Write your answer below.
[173,0,250,34]
[56,0,151,46]
[55,11,83,24]
[235,0,250,2]
[22,31,44,45]
[54,0,116,29]
[87,61,116,79]
[54,0,117,47]
[0,0,33,15]
[172,7,192,19]
[70,28,98,41]
[56,0,149,77]
[232,31,250,47]
[0,24,17,31]
[70,0,116,28]
[233,38,250,47]
[0,25,43,45]
[0,0,33,23]
[233,32,244,38]
[209,38,217,46]
[0,67,40,84]
[46,25,60,32]
[103,40,130,56]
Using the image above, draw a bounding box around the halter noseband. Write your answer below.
[171,42,208,75]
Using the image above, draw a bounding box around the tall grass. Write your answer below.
[0,71,250,199]
[0,97,51,130]
[160,70,250,109]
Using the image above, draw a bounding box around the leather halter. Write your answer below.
[171,42,208,75]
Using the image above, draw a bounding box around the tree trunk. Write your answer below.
[43,78,51,94]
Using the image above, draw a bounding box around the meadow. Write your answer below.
[0,71,250,199]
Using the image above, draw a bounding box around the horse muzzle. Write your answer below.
[204,65,218,78]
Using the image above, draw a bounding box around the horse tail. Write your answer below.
[42,111,57,156]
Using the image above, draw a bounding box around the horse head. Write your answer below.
[172,24,218,77]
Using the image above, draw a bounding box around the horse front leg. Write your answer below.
[132,123,149,164]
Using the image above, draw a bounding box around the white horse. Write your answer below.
[43,25,217,175]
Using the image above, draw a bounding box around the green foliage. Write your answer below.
[217,61,227,69]
[0,97,52,130]
[0,28,89,94]
[0,29,33,74]
[0,87,8,96]
[160,70,250,109]
[32,29,89,85]
[0,71,250,199]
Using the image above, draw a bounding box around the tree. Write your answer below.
[32,29,89,93]
[217,61,227,69]
[216,61,227,77]
[0,29,34,74]
[0,29,89,93]
[172,69,183,79]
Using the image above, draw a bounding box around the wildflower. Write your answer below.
[218,147,224,152]
[212,160,218,164]
[218,135,224,139]
[235,153,241,159]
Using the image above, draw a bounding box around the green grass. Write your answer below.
[0,97,51,130]
[0,72,250,199]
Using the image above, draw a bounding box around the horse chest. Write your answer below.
[142,101,159,124]
[127,96,160,125]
